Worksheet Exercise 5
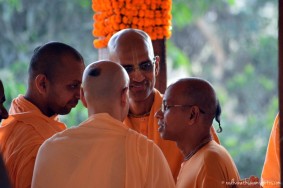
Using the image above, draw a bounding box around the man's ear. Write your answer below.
[187,106,200,125]
[35,74,48,95]
[121,87,129,106]
[154,56,160,76]
[80,87,87,108]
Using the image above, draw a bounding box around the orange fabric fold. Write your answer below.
[124,89,221,181]
[32,113,175,188]
[177,141,240,188]
[261,114,280,188]
[0,95,66,188]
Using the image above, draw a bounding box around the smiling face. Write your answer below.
[0,80,8,122]
[113,44,156,102]
[108,29,159,103]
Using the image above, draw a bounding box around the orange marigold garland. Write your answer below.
[92,0,172,48]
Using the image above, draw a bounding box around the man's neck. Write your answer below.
[128,91,155,116]
[24,92,53,117]
[177,133,212,160]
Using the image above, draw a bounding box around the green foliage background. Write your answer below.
[0,0,278,179]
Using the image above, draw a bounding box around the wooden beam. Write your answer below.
[153,39,167,94]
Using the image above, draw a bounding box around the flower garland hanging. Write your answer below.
[92,0,172,48]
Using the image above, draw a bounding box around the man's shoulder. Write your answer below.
[0,116,40,135]
[0,118,44,159]
[0,114,63,146]
[126,128,163,154]
[40,125,86,148]
[127,128,152,142]
[201,141,235,166]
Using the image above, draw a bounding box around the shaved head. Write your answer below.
[81,60,130,120]
[29,41,84,82]
[108,28,155,61]
[107,28,160,107]
[24,41,85,117]
[167,78,220,125]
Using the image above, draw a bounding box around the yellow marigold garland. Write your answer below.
[92,0,172,48]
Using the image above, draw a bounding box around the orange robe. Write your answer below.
[261,114,281,188]
[177,141,240,188]
[0,95,66,188]
[124,89,220,180]
[32,113,175,188]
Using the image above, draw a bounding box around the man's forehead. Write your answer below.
[114,51,152,65]
[163,88,175,102]
[111,37,153,56]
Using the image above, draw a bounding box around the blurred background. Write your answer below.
[0,0,278,178]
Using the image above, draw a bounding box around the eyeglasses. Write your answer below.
[161,101,206,114]
[122,57,156,74]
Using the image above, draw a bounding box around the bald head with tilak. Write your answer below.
[80,60,130,121]
[107,28,160,116]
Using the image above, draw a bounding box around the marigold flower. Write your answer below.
[92,0,172,48]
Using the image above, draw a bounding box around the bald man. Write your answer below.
[155,78,240,188]
[0,42,85,188]
[108,28,220,180]
[31,60,175,188]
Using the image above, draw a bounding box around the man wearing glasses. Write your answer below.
[108,28,220,180]
[155,77,240,187]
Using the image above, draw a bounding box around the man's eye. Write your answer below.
[69,84,79,89]
[122,66,133,73]
[140,62,152,71]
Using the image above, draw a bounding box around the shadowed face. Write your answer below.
[0,81,8,122]
[155,85,189,141]
[45,54,85,116]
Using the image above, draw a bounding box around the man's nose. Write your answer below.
[130,68,145,82]
[154,109,163,119]
[74,88,81,99]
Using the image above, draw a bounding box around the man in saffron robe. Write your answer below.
[0,42,85,188]
[108,28,220,180]
[261,114,281,188]
[0,80,11,188]
[0,80,8,122]
[155,78,240,188]
[32,61,175,188]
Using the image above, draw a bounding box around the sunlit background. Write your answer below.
[0,0,278,178]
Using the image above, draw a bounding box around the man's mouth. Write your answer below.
[158,121,165,132]
[130,82,146,91]
[68,100,78,108]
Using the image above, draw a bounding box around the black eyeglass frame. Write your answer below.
[121,56,157,74]
[161,101,206,114]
